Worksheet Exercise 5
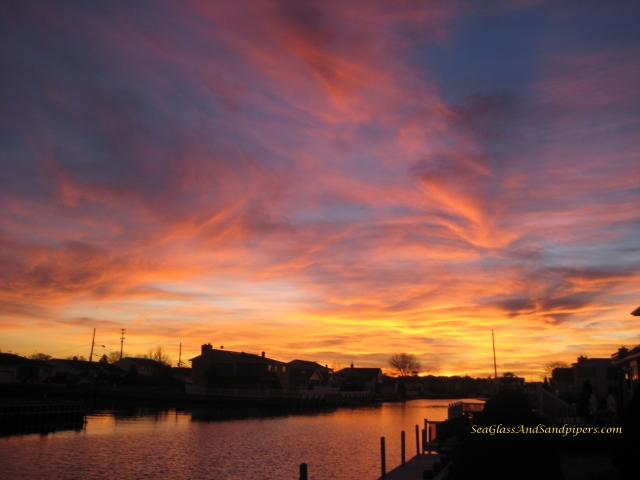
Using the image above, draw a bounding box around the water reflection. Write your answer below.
[0,420,85,438]
[1,399,475,480]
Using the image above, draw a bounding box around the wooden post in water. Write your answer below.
[415,424,420,455]
[381,436,386,477]
[401,430,405,466]
[422,428,426,453]
[299,463,308,480]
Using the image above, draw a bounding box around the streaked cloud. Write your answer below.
[1,0,639,376]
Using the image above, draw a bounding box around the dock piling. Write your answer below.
[299,462,307,480]
[381,436,386,477]
[401,430,405,466]
[415,425,419,456]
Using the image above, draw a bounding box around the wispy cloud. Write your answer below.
[1,0,639,376]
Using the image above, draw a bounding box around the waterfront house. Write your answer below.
[49,358,124,385]
[113,357,167,377]
[572,356,619,401]
[331,364,382,393]
[498,372,525,388]
[612,345,640,408]
[190,344,288,390]
[287,360,332,390]
[608,307,640,408]
[0,353,54,383]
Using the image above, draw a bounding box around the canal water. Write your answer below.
[0,399,480,479]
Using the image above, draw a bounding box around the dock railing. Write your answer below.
[447,401,484,419]
[535,385,577,423]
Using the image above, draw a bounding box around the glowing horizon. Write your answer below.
[1,1,639,379]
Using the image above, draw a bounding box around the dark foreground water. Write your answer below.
[0,399,481,480]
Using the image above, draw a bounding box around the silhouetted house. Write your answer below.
[498,372,525,388]
[113,357,167,377]
[49,358,124,384]
[287,360,332,390]
[573,356,618,400]
[331,364,382,393]
[0,353,54,383]
[190,344,288,390]
[612,345,640,407]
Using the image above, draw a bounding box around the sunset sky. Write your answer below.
[1,1,639,378]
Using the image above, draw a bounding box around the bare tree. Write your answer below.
[388,353,421,378]
[331,361,345,372]
[543,360,569,379]
[138,346,172,366]
[108,351,128,363]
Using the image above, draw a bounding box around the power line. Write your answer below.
[45,345,92,355]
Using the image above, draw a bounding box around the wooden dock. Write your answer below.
[377,453,446,480]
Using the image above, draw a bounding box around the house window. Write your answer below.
[267,365,272,372]
[630,365,639,382]
[282,366,286,373]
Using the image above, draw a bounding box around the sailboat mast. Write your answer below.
[492,330,498,380]
[90,328,96,362]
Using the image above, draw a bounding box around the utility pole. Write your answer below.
[120,329,125,361]
[178,343,182,367]
[90,328,96,362]
[492,330,498,380]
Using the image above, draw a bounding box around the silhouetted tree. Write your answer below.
[29,353,52,361]
[388,353,421,378]
[66,355,87,361]
[108,351,127,363]
[99,354,109,363]
[543,360,569,379]
[143,346,172,366]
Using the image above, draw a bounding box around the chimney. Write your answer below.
[262,351,265,358]
[350,362,354,369]
[202,344,213,355]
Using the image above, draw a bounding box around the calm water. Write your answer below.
[0,399,480,479]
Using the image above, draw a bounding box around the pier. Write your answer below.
[373,401,484,480]
[377,453,447,480]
